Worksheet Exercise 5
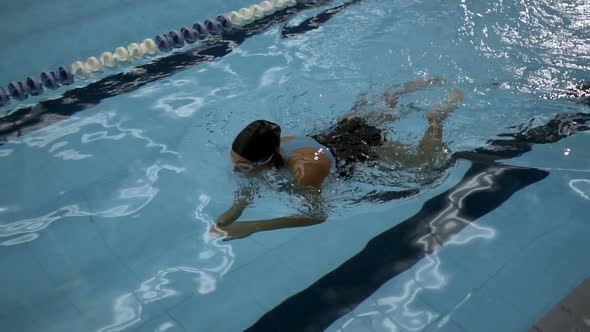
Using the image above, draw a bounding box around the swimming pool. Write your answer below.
[1,0,590,331]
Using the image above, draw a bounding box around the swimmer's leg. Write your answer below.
[340,91,370,121]
[376,141,422,168]
[340,77,446,123]
[365,111,399,125]
[418,89,463,164]
[383,76,447,107]
[365,77,448,125]
[340,97,399,125]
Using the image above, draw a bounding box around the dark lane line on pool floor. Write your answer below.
[281,0,361,38]
[0,0,358,144]
[245,111,590,332]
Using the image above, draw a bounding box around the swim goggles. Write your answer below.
[234,152,276,172]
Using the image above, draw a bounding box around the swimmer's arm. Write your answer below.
[218,190,328,240]
[344,76,446,119]
[215,187,253,228]
[218,214,327,241]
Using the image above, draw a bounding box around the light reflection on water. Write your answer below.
[0,161,184,246]
[1,0,589,331]
[0,102,238,331]
[87,194,236,332]
[330,167,498,332]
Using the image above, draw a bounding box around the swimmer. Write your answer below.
[214,77,464,240]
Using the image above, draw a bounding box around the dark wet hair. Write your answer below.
[568,81,590,106]
[232,120,284,167]
[312,117,383,177]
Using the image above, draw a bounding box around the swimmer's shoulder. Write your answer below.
[280,136,331,187]
[286,148,331,187]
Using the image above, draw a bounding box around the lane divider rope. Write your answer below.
[0,0,298,108]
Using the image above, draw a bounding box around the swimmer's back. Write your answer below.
[280,136,335,187]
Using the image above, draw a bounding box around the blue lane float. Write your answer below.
[216,15,231,29]
[25,77,43,96]
[193,22,209,39]
[1,0,300,109]
[155,34,173,52]
[204,19,223,34]
[181,27,199,44]
[0,87,9,107]
[7,81,28,101]
[168,30,185,48]
[57,66,74,85]
[41,71,60,90]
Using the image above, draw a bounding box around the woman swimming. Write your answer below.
[214,77,464,240]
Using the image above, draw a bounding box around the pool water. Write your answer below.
[1,0,590,331]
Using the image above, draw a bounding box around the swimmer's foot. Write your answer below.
[396,76,447,95]
[426,88,464,124]
[424,76,447,86]
[366,111,398,125]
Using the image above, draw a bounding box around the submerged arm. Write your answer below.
[218,189,328,241]
[215,187,254,228]
[219,214,327,241]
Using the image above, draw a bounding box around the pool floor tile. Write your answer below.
[0,311,41,332]
[372,270,441,332]
[95,202,200,263]
[167,271,267,332]
[424,317,467,332]
[0,159,66,223]
[326,313,380,332]
[430,214,526,294]
[451,287,529,332]
[412,253,486,314]
[127,234,234,316]
[133,313,187,332]
[273,220,370,285]
[127,230,268,288]
[26,216,118,285]
[224,250,313,312]
[0,216,112,308]
[0,247,60,313]
[482,222,590,326]
[0,299,95,332]
[368,312,410,332]
[327,295,382,331]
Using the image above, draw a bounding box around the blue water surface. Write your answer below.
[1,0,589,331]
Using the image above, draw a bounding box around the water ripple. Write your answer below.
[0,162,184,246]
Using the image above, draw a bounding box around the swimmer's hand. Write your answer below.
[215,206,245,228]
[213,222,256,241]
[425,76,446,85]
[215,187,254,228]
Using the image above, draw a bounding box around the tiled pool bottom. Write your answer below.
[2,140,590,332]
[1,0,590,330]
[326,172,590,332]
